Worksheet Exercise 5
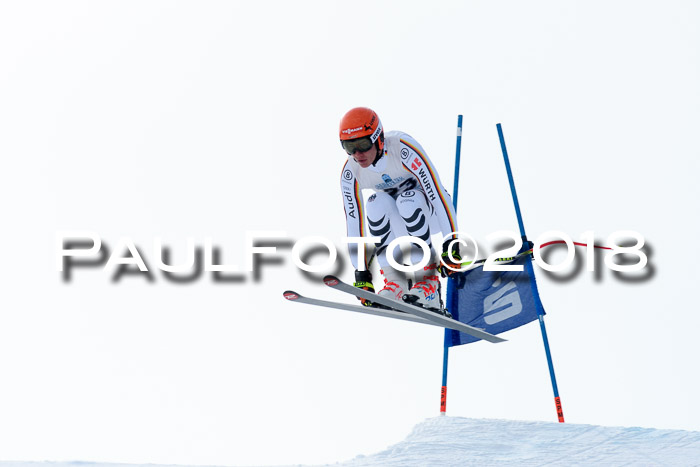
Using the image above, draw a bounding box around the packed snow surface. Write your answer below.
[2,416,699,467]
[338,416,700,466]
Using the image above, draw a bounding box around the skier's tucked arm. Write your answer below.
[341,161,376,305]
[340,161,367,270]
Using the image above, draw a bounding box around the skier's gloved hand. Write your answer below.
[438,240,463,278]
[353,269,375,307]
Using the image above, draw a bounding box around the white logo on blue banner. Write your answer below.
[446,255,541,346]
[483,279,523,324]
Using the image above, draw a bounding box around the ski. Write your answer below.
[322,275,506,344]
[283,291,441,327]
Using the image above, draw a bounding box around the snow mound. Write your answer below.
[1,417,699,467]
[338,416,700,466]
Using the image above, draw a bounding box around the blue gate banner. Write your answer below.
[445,255,543,346]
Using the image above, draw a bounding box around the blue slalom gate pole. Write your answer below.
[496,123,565,423]
[440,115,463,415]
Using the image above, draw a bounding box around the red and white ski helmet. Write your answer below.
[339,107,384,152]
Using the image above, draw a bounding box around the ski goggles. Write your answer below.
[341,136,374,155]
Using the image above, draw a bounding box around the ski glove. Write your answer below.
[353,269,375,307]
[438,240,463,278]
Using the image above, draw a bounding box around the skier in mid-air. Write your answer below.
[339,107,462,312]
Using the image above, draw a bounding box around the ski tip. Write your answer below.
[283,291,301,301]
[323,275,340,286]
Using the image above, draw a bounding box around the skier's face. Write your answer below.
[353,146,378,168]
